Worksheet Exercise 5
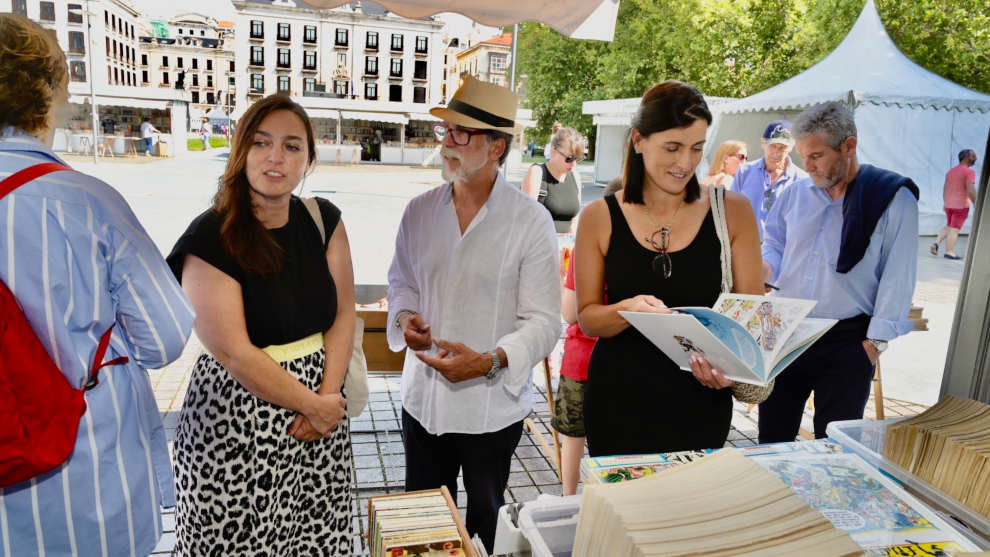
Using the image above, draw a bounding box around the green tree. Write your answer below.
[516,0,988,156]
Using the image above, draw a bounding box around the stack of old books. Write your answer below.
[883,395,990,518]
[572,450,862,556]
[367,486,472,557]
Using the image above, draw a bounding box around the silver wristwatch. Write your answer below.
[484,350,502,380]
[866,339,888,353]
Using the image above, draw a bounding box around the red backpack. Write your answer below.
[0,163,128,488]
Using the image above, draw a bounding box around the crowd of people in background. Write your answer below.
[0,11,979,557]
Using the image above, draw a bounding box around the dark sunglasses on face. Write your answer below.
[647,226,673,279]
[556,147,584,164]
[732,153,748,161]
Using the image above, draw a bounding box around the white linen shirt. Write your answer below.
[387,173,561,435]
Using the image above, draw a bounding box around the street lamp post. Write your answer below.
[69,1,98,163]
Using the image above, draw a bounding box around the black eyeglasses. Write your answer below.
[434,124,489,146]
[647,226,673,279]
[555,147,585,164]
[732,153,748,161]
[763,188,775,213]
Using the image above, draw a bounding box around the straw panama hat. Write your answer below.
[430,76,522,135]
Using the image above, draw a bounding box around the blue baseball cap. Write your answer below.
[763,119,794,147]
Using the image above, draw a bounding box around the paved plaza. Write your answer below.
[63,150,956,555]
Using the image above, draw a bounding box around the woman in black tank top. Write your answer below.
[522,127,585,234]
[573,81,763,456]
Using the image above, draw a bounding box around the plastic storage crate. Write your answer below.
[517,494,582,557]
[827,418,990,547]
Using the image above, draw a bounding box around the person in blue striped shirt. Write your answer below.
[0,14,194,557]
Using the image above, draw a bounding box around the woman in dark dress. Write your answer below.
[574,81,763,457]
[167,95,356,555]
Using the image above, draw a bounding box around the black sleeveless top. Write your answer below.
[583,194,732,457]
[167,196,341,348]
[534,163,580,233]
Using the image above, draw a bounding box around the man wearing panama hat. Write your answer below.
[386,76,561,551]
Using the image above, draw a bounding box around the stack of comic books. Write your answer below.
[579,450,716,485]
[883,396,990,519]
[367,486,474,557]
[572,450,863,556]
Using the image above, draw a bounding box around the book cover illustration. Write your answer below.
[864,541,967,556]
[752,453,980,551]
[580,450,715,484]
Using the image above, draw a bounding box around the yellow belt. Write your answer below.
[260,332,324,363]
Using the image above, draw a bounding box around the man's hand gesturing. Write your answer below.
[401,312,433,351]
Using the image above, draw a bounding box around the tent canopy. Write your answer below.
[305,0,619,41]
[723,0,990,115]
[205,108,230,122]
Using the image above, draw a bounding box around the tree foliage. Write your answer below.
[516,0,989,156]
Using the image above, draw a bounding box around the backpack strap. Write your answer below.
[0,162,125,391]
[709,185,733,293]
[302,197,326,247]
[0,162,71,200]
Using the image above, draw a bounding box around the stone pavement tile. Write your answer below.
[509,486,540,503]
[507,471,533,488]
[530,469,561,486]
[520,457,553,472]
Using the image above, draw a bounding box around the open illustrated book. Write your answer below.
[618,293,837,386]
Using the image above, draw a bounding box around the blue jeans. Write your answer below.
[143,137,153,153]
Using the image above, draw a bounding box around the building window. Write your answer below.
[413,86,426,103]
[142,53,147,65]
[70,61,87,83]
[39,2,56,21]
[335,28,348,46]
[192,74,199,86]
[304,77,315,92]
[250,46,264,66]
[207,92,215,105]
[207,59,213,71]
[490,54,507,74]
[277,22,290,41]
[229,75,235,86]
[389,84,401,102]
[177,57,184,68]
[162,72,169,84]
[192,58,198,69]
[141,70,148,83]
[304,25,316,44]
[250,20,263,39]
[333,80,348,96]
[365,82,377,100]
[414,60,427,80]
[251,73,264,91]
[415,36,428,54]
[391,34,403,51]
[277,48,290,68]
[178,29,183,35]
[67,3,83,24]
[390,58,402,77]
[336,52,346,67]
[162,56,168,67]
[366,31,378,50]
[68,31,85,55]
[207,75,213,88]
[278,75,290,93]
[191,91,200,103]
[304,51,317,70]
[229,60,235,72]
[12,0,26,16]
[365,56,377,75]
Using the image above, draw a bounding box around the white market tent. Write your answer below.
[707,0,990,235]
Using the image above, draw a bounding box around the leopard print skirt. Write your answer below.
[173,349,353,556]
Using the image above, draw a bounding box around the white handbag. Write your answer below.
[302,197,370,418]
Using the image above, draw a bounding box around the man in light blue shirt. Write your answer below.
[759,101,918,442]
[731,119,808,239]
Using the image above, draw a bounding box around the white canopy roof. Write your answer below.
[340,110,408,124]
[306,0,619,41]
[722,0,990,114]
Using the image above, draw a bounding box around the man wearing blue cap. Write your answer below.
[731,119,808,239]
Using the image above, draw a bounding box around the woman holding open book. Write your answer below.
[574,80,763,457]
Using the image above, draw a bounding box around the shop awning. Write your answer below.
[68,95,170,110]
[408,113,442,122]
[307,108,341,120]
[340,111,409,125]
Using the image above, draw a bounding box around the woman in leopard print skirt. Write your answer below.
[167,95,356,555]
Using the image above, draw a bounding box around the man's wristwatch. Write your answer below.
[866,339,888,354]
[394,309,418,330]
[484,350,502,380]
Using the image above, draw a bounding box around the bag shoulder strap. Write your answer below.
[0,162,71,200]
[302,197,326,247]
[709,185,733,293]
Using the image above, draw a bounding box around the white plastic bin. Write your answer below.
[827,419,990,546]
[517,495,582,557]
